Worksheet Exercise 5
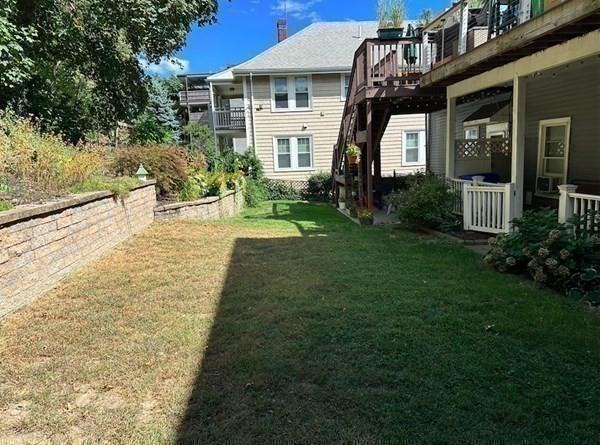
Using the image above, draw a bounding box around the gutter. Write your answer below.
[249,72,257,151]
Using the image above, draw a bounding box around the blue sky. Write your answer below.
[145,0,451,76]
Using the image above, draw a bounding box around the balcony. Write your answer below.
[420,0,600,87]
[188,111,210,124]
[213,107,245,131]
[179,89,210,106]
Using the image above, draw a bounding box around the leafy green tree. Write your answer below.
[2,0,218,142]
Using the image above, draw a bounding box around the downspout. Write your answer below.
[209,81,218,150]
[249,72,257,152]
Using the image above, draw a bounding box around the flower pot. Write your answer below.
[338,202,346,210]
[377,27,404,40]
[348,155,359,165]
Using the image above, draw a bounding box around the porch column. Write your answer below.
[445,96,456,178]
[511,75,526,219]
[366,101,374,208]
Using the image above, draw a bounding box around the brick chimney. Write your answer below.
[277,19,288,42]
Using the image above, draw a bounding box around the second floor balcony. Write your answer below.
[213,107,245,131]
[179,89,210,106]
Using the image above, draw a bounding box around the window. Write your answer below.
[274,136,313,170]
[341,74,351,100]
[536,117,571,194]
[274,77,288,109]
[271,76,311,111]
[464,126,479,140]
[402,130,426,166]
[295,77,309,108]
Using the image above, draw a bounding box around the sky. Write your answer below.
[145,0,452,76]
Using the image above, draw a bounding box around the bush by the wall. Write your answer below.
[264,179,302,200]
[485,209,600,305]
[304,172,331,202]
[244,178,267,207]
[387,173,455,229]
[0,116,108,203]
[113,145,188,197]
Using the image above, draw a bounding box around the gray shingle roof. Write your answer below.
[230,21,414,74]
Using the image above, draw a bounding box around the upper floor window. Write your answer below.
[271,76,312,111]
[341,74,351,100]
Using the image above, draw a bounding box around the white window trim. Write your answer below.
[340,73,351,102]
[273,135,315,171]
[535,117,571,197]
[401,129,426,166]
[464,125,479,139]
[270,75,312,112]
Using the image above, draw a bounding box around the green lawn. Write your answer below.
[1,201,599,443]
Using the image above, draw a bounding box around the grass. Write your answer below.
[0,201,599,443]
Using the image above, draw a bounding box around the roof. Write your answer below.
[463,100,510,125]
[227,21,415,75]
[207,68,235,83]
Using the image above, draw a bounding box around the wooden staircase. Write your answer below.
[332,38,446,210]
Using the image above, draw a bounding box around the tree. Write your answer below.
[131,77,180,144]
[2,0,218,142]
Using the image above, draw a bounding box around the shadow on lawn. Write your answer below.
[175,203,382,442]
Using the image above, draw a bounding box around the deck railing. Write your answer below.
[213,107,245,130]
[179,89,210,105]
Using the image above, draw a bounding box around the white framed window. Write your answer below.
[341,74,351,101]
[273,136,314,171]
[402,130,426,166]
[270,76,312,111]
[536,117,571,194]
[464,126,479,139]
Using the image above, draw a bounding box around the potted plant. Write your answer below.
[357,207,375,225]
[377,0,406,40]
[346,143,361,165]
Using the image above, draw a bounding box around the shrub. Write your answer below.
[388,173,455,229]
[178,169,208,201]
[236,151,263,179]
[264,179,302,200]
[69,176,141,199]
[485,209,600,305]
[0,200,13,211]
[0,116,108,202]
[113,145,187,197]
[244,178,267,207]
[205,171,228,196]
[304,172,331,202]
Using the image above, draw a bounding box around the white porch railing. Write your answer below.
[447,177,513,234]
[464,182,513,234]
[559,185,600,229]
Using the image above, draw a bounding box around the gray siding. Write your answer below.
[524,60,600,194]
[429,94,511,177]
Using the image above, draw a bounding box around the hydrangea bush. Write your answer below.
[485,210,600,305]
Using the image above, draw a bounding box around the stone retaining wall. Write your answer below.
[0,181,156,318]
[154,189,244,221]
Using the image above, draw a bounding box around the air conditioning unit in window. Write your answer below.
[536,176,557,193]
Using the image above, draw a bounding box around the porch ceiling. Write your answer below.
[420,0,600,88]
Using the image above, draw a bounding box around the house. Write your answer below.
[205,21,427,181]
[336,0,600,231]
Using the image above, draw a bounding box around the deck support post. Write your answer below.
[445,96,456,178]
[458,0,469,55]
[511,75,526,220]
[366,101,374,208]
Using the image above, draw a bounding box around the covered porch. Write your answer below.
[443,31,600,234]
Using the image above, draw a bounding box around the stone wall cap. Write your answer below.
[0,180,156,227]
[155,190,236,212]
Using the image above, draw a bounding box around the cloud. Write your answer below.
[271,0,322,22]
[140,57,190,76]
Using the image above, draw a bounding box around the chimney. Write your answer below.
[277,19,288,42]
